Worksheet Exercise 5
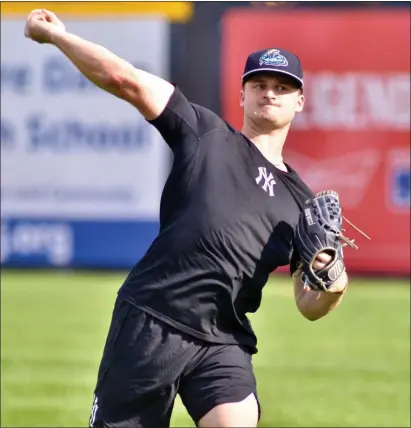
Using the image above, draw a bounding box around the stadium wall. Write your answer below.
[1,2,409,275]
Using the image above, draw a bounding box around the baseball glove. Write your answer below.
[293,190,359,292]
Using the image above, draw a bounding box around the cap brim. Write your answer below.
[242,68,303,88]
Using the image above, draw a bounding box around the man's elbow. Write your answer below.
[302,312,325,322]
[296,304,327,322]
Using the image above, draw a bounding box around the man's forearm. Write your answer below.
[49,30,136,97]
[293,272,347,321]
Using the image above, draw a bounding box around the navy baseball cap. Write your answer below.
[242,48,303,88]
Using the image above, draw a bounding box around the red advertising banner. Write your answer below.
[221,9,410,275]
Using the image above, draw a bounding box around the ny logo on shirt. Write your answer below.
[255,167,276,197]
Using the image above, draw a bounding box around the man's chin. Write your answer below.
[255,113,280,125]
[251,114,291,131]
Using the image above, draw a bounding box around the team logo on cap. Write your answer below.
[259,49,288,67]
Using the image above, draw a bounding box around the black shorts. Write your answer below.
[89,297,260,428]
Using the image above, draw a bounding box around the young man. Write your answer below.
[25,9,350,428]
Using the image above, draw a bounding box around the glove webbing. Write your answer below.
[316,191,371,250]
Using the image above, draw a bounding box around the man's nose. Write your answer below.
[264,88,277,99]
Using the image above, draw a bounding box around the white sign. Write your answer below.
[293,71,410,131]
[1,19,171,220]
[286,149,381,209]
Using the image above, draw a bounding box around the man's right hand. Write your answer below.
[24,9,65,44]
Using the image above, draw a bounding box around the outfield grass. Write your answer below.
[1,270,410,427]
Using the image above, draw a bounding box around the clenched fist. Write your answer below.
[24,9,65,44]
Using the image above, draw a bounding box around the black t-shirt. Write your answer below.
[118,87,314,353]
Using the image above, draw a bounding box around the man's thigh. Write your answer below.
[89,298,197,428]
[198,393,259,427]
[179,344,260,426]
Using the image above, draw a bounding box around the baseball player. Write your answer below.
[25,9,360,428]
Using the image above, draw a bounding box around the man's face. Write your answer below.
[240,72,305,129]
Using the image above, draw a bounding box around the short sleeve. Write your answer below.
[147,86,199,152]
[148,86,226,153]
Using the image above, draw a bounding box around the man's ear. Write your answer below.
[240,89,245,108]
[295,93,305,113]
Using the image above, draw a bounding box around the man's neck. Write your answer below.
[241,122,290,169]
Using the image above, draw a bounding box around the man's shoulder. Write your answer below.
[189,101,234,138]
[149,87,235,147]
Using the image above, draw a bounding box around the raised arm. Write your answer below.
[24,9,174,120]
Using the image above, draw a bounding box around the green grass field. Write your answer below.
[1,270,410,427]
